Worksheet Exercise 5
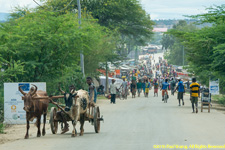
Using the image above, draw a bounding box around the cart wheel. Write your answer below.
[94,107,100,133]
[50,107,58,134]
[201,103,203,112]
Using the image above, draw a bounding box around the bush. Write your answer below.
[213,95,225,106]
[46,65,88,96]
[0,123,4,134]
[218,96,225,106]
[0,86,4,133]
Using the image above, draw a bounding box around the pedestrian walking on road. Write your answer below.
[145,80,150,98]
[153,79,159,97]
[187,80,190,90]
[190,77,200,113]
[142,80,146,94]
[130,80,137,98]
[121,78,128,100]
[175,78,185,106]
[137,79,142,97]
[110,79,117,104]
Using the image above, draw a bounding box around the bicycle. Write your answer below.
[122,89,128,100]
[116,88,122,100]
[164,91,168,103]
[171,88,175,96]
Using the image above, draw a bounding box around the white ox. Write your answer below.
[59,88,90,137]
[70,89,89,137]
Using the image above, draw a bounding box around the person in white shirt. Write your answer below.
[120,78,128,99]
[110,79,117,104]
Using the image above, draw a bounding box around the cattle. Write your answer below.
[59,88,89,137]
[19,85,49,139]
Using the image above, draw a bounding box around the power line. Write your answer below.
[33,0,43,7]
[32,0,75,12]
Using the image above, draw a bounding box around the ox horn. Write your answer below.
[70,88,75,94]
[19,85,26,96]
[30,84,38,96]
[59,87,65,94]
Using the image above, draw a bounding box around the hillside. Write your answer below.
[153,19,211,29]
[0,13,9,22]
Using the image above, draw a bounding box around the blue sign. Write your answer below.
[210,86,218,91]
[18,83,30,91]
[209,80,220,95]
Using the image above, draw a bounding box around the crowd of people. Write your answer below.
[51,58,202,134]
[107,54,201,114]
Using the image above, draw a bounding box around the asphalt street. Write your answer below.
[1,53,225,150]
[1,91,225,150]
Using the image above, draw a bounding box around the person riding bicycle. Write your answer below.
[170,78,176,95]
[161,79,169,101]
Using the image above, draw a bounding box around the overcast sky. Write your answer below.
[0,0,38,13]
[0,0,224,19]
[140,0,225,19]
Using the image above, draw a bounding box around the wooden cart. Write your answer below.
[40,96,103,134]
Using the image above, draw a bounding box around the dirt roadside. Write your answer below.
[0,124,51,145]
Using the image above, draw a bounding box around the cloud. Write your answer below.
[1,0,224,19]
[0,0,38,13]
[140,0,225,19]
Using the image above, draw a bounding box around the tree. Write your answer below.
[161,34,174,50]
[42,0,154,55]
[0,8,117,92]
[165,5,225,92]
[163,20,197,65]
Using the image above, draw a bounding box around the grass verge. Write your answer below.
[0,87,4,133]
[212,95,225,106]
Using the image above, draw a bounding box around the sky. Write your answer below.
[0,0,224,19]
[140,0,225,19]
[0,0,39,13]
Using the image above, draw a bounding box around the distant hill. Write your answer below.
[0,13,10,22]
[153,19,211,29]
[150,19,212,45]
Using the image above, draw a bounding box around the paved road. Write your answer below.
[1,90,225,150]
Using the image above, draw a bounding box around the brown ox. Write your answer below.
[19,85,49,139]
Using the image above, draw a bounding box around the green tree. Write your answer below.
[163,20,197,65]
[165,5,225,92]
[161,34,174,50]
[42,0,154,55]
[0,9,117,90]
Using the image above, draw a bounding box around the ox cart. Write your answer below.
[47,95,104,135]
[19,84,103,138]
[35,90,104,137]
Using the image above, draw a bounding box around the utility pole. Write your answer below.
[182,46,184,67]
[135,46,138,65]
[77,0,85,77]
[105,62,109,94]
